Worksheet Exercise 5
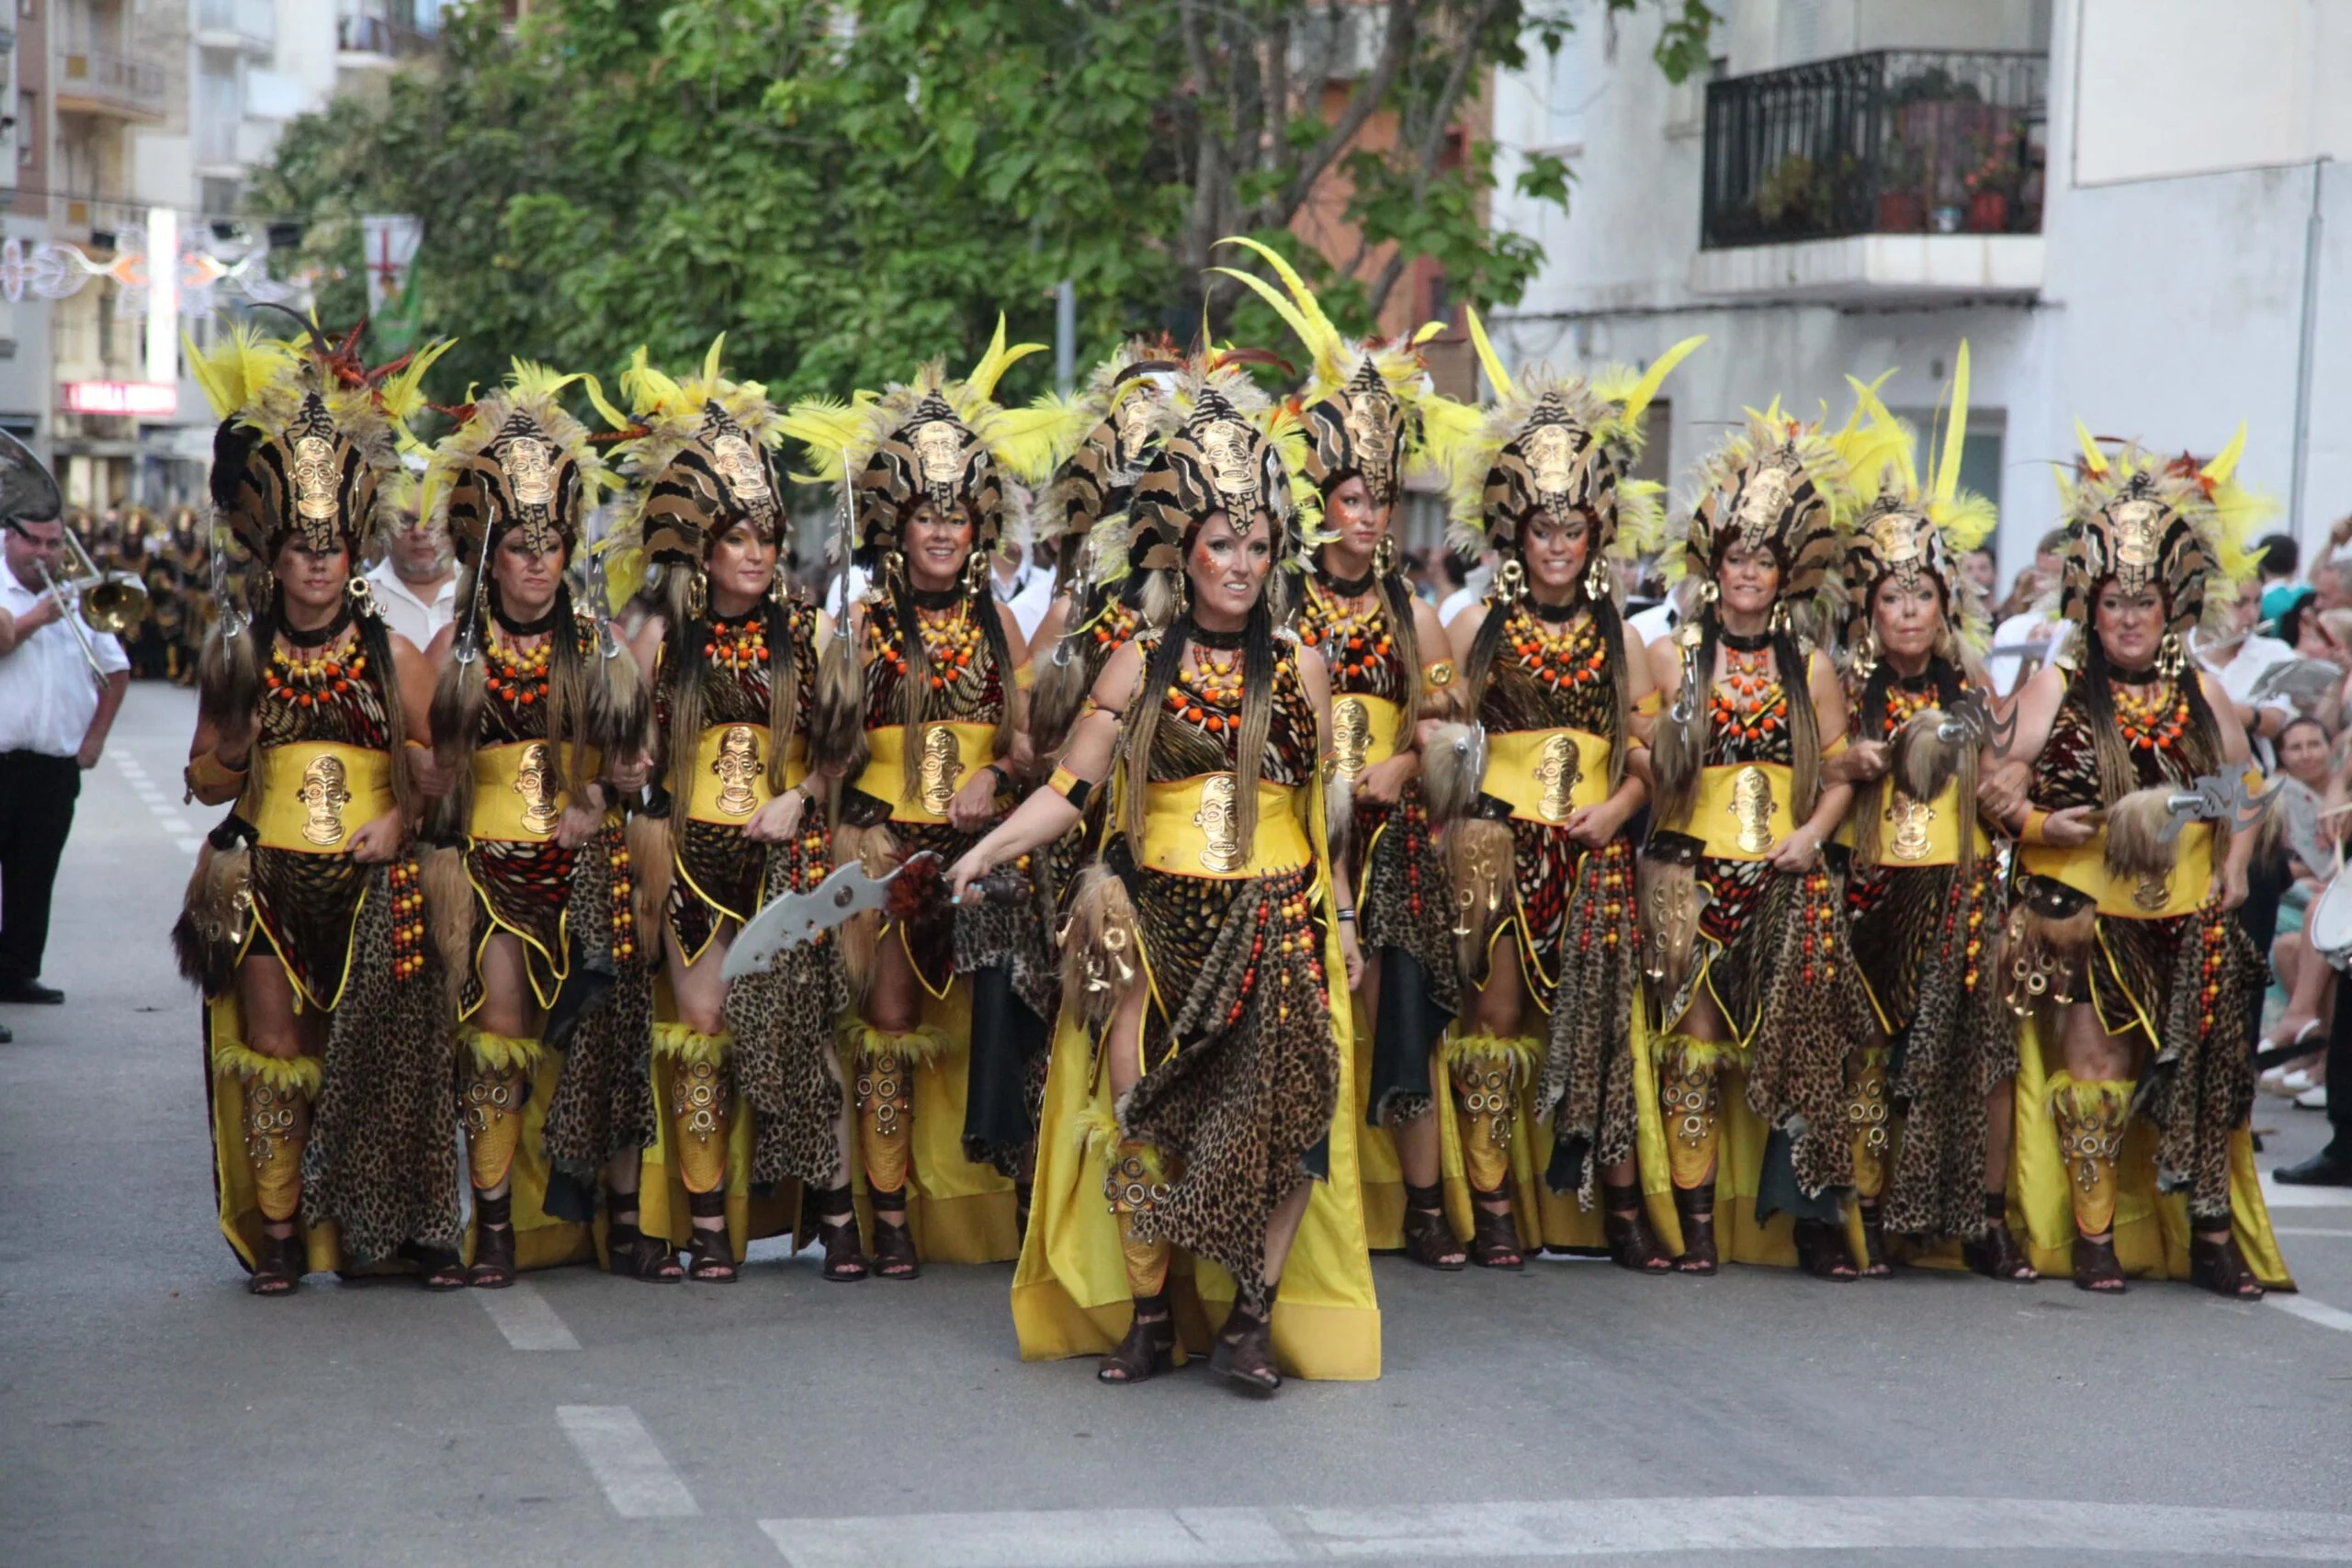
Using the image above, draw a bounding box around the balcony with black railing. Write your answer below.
[1700,50,2047,253]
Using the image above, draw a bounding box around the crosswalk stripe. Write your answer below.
[557,1405,698,1518]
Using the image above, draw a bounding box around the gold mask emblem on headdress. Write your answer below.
[514,741,561,837]
[1525,421,1579,502]
[912,421,967,489]
[1193,772,1243,873]
[1536,731,1583,823]
[1732,764,1775,855]
[292,434,341,525]
[1733,460,1796,548]
[1868,509,1929,592]
[1887,793,1934,862]
[710,433,772,507]
[1344,384,1401,499]
[297,752,353,848]
[1113,386,1162,468]
[1198,419,1261,513]
[713,724,763,818]
[918,725,961,818]
[2109,498,2162,594]
[1330,697,1372,786]
[503,438,557,508]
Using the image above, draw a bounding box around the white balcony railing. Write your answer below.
[196,0,277,55]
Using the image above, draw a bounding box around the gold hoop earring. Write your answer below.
[1854,624,1879,677]
[1584,556,1611,604]
[2157,629,2185,679]
[1495,558,1525,605]
[1770,601,1790,636]
[686,568,707,622]
[965,548,990,596]
[1373,536,1397,579]
[884,549,906,589]
[1699,580,1719,607]
[345,574,380,620]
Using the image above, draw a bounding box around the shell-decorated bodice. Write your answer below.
[1133,630,1317,787]
[2030,675,2199,812]
[1474,600,1620,737]
[258,623,393,751]
[1297,576,1407,703]
[860,592,1007,730]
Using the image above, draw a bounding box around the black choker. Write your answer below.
[1893,667,1939,691]
[2109,663,2159,683]
[910,584,967,611]
[1318,565,1377,598]
[1528,595,1580,623]
[278,604,353,649]
[1187,621,1249,650]
[1720,626,1775,653]
[492,603,560,637]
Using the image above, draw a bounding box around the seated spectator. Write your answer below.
[2257,531,2303,626]
[2263,716,2342,1099]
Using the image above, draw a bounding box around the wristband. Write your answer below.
[185,749,248,799]
[1335,907,1356,922]
[1046,764,1092,813]
[984,762,1012,795]
[2020,809,2050,846]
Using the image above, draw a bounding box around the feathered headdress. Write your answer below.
[1212,236,1449,510]
[190,321,449,573]
[1034,337,1184,550]
[1838,344,1997,658]
[1673,400,1868,631]
[777,316,1067,563]
[1443,309,1702,584]
[424,359,616,569]
[2050,422,2267,649]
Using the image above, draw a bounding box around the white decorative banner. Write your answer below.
[0,228,300,314]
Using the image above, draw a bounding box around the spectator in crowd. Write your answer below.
[1435,547,1483,624]
[1962,546,1997,604]
[2257,532,2304,625]
[362,502,457,650]
[2201,579,2298,756]
[1985,528,2067,694]
[2260,717,2341,1104]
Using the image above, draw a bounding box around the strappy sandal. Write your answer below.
[685,1189,737,1282]
[1671,1185,1717,1276]
[869,1187,920,1280]
[1602,1179,1673,1274]
[810,1184,868,1282]
[1466,1188,1524,1270]
[1962,1193,2037,1282]
[1794,1218,1858,1281]
[1208,1301,1281,1395]
[468,1192,516,1290]
[416,1246,469,1292]
[2189,1233,2264,1301]
[248,1231,303,1297]
[605,1204,682,1283]
[1401,1180,1466,1271]
[1097,1292,1176,1385]
[2071,1230,2126,1294]
[1855,1201,1893,1279]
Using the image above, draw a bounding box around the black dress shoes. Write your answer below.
[0,979,63,1004]
[2274,1149,2352,1187]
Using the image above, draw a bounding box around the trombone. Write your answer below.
[33,525,145,688]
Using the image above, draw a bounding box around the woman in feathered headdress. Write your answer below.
[778,321,1061,1280]
[952,355,1378,1393]
[1826,346,2029,1281]
[1642,400,1874,1280]
[1214,239,1478,1272]
[1421,317,1702,1274]
[421,360,648,1291]
[175,321,464,1294]
[1987,427,2290,1297]
[553,340,855,1284]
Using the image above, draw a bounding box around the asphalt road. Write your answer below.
[5,682,2351,1567]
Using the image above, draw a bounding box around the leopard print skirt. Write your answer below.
[1537,834,1643,1205]
[540,826,659,1187]
[727,833,852,1189]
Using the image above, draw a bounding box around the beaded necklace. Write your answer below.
[1709,643,1787,743]
[1299,573,1393,683]
[2113,677,2190,753]
[485,629,551,707]
[705,612,769,673]
[1881,673,1936,736]
[1504,600,1603,691]
[1166,642,1246,733]
[264,625,364,709]
[869,598,985,692]
[1086,599,1140,657]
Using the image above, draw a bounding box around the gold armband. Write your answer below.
[1633,691,1662,716]
[1047,764,1094,812]
[1421,660,1456,687]
[185,750,248,799]
[2021,809,2051,846]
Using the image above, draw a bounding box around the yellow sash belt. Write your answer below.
[1329,694,1401,789]
[2022,823,2215,919]
[254,742,396,853]
[856,721,998,824]
[1690,761,1797,861]
[1870,779,1991,866]
[1483,727,1611,824]
[684,722,809,825]
[1137,774,1311,879]
[470,740,598,843]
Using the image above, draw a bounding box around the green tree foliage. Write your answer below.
[252,0,1715,404]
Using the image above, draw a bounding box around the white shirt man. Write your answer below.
[365,514,457,649]
[0,517,129,1006]
[990,543,1057,642]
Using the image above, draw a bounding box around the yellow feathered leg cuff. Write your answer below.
[844,1021,951,1067]
[220,1046,318,1224]
[2049,1073,2132,1238]
[653,1021,733,1066]
[460,1027,546,1077]
[1102,1138,1172,1298]
[458,1027,537,1191]
[1653,1032,1730,1190]
[212,1041,323,1098]
[1445,1030,1537,1191]
[662,1028,735,1196]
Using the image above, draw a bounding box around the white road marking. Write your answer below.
[2260,1172,2352,1209]
[153,815,194,835]
[471,1280,581,1350]
[175,837,203,855]
[2277,1226,2352,1238]
[557,1405,698,1518]
[759,1497,2352,1566]
[2267,1293,2352,1335]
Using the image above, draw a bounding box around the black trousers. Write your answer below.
[0,750,81,986]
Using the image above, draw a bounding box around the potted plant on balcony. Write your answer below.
[1962,150,2020,232]
[1875,142,1927,231]
[1757,152,1820,235]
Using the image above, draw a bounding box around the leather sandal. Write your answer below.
[1208,1301,1281,1395]
[605,1202,683,1283]
[1097,1292,1177,1385]
[869,1187,920,1280]
[2071,1230,2126,1294]
[468,1192,517,1290]
[2188,1233,2264,1301]
[1602,1179,1673,1274]
[1962,1193,2037,1282]
[810,1184,868,1282]
[1400,1180,1466,1270]
[1466,1188,1524,1270]
[248,1230,303,1297]
[684,1189,737,1282]
[1794,1218,1858,1281]
[1855,1201,1892,1279]
[1670,1184,1717,1275]
[416,1246,469,1292]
